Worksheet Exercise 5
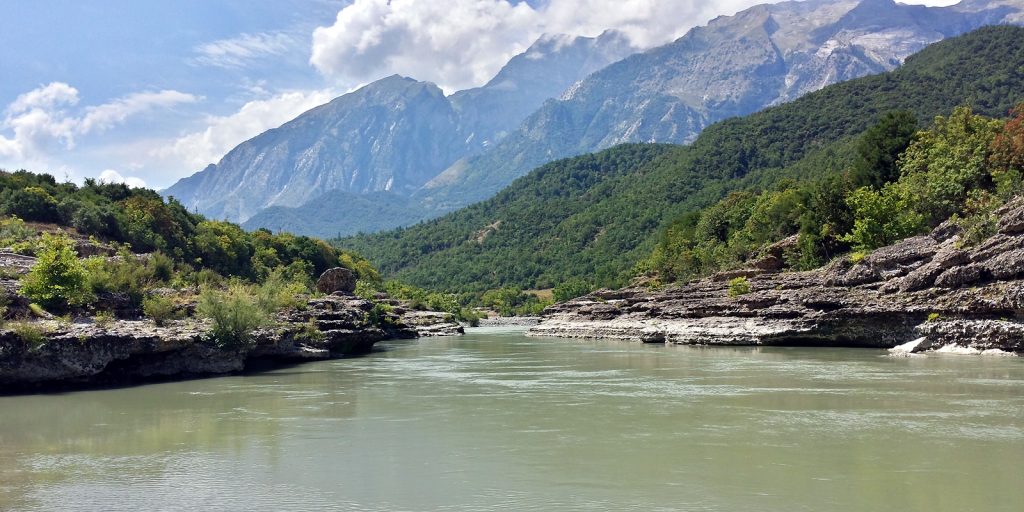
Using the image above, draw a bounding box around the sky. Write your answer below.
[0,0,962,190]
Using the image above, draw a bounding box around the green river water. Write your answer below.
[1,326,1022,511]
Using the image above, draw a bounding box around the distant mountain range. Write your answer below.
[166,30,636,224]
[338,25,1024,292]
[165,0,1024,237]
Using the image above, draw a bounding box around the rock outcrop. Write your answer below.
[0,293,463,390]
[316,267,357,294]
[529,198,1024,355]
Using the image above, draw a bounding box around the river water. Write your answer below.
[1,327,1022,511]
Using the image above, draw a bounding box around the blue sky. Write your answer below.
[0,0,957,190]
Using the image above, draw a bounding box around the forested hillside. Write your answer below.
[0,171,376,283]
[338,26,1024,294]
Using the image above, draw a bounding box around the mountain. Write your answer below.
[413,0,1024,212]
[241,190,434,239]
[164,31,637,224]
[337,26,1024,293]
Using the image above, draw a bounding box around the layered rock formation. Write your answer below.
[0,292,463,390]
[529,198,1024,355]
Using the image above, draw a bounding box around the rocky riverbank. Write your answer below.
[529,199,1024,356]
[0,266,463,391]
[0,292,462,391]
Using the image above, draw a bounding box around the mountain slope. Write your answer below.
[241,190,434,239]
[337,26,1024,293]
[414,0,1024,212]
[165,32,637,224]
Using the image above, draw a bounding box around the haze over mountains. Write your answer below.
[164,0,1024,237]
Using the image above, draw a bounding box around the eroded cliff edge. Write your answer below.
[0,293,463,391]
[529,198,1024,355]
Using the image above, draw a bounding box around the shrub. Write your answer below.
[148,252,175,282]
[459,308,481,327]
[0,216,34,247]
[197,284,268,349]
[254,269,308,314]
[3,186,60,222]
[367,302,395,327]
[20,232,92,310]
[849,251,867,265]
[294,319,325,343]
[93,310,115,328]
[12,321,48,350]
[28,303,49,318]
[727,276,751,297]
[142,295,178,327]
[553,278,593,303]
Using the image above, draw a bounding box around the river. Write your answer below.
[1,327,1022,511]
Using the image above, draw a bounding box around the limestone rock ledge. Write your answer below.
[0,293,463,390]
[529,199,1024,355]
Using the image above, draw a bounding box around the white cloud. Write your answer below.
[309,0,780,92]
[6,82,79,114]
[158,89,336,170]
[0,82,197,160]
[80,90,198,133]
[191,32,296,69]
[98,169,147,189]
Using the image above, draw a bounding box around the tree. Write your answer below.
[20,232,92,310]
[990,103,1024,199]
[851,111,919,187]
[897,106,1003,224]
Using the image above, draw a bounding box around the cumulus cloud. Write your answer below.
[309,0,779,92]
[0,82,197,160]
[98,169,147,189]
[191,32,297,69]
[158,89,336,170]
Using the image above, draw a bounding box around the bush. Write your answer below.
[0,216,34,247]
[20,232,92,310]
[197,284,268,349]
[84,250,174,309]
[367,302,395,327]
[93,310,115,328]
[254,269,308,313]
[11,321,48,350]
[3,186,60,222]
[142,295,178,327]
[553,278,593,303]
[294,319,325,343]
[727,276,751,297]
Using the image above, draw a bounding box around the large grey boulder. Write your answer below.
[316,267,357,294]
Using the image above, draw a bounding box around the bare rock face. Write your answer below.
[316,267,357,294]
[530,196,1024,355]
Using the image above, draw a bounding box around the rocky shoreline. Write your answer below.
[529,199,1024,357]
[0,292,463,392]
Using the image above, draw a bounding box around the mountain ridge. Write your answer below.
[164,32,637,223]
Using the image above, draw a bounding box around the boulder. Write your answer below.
[934,264,985,288]
[996,196,1024,234]
[986,249,1024,280]
[316,267,357,294]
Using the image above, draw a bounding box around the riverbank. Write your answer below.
[478,316,541,327]
[529,198,1024,356]
[0,293,463,392]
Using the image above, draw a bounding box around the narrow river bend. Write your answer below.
[2,327,1022,511]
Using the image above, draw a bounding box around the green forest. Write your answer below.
[337,26,1024,298]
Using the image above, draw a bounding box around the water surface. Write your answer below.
[2,327,1022,511]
